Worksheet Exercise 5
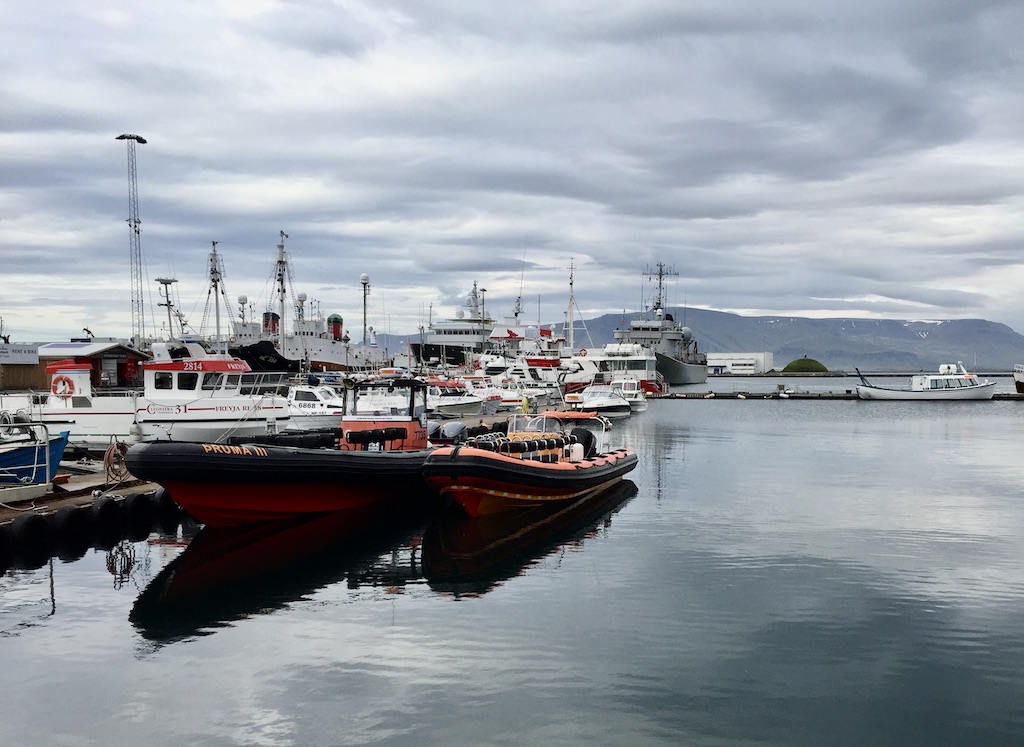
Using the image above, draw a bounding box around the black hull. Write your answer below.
[125,439,435,525]
[127,440,430,485]
[229,340,302,373]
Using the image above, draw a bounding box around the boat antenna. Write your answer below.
[274,231,289,350]
[565,258,575,351]
[516,248,527,322]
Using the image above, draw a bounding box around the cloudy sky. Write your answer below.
[4,0,1024,344]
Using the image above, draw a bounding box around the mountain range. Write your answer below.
[383,308,1024,373]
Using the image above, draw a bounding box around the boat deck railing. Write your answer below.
[0,420,58,488]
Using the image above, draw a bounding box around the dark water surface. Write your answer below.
[3,392,1024,745]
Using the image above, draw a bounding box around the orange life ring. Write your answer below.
[51,375,75,399]
[578,348,587,356]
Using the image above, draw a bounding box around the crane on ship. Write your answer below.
[116,133,148,348]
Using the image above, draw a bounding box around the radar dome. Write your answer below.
[297,292,307,302]
[360,273,370,284]
[456,310,465,319]
[680,327,693,342]
[237,295,247,304]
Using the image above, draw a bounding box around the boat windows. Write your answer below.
[294,390,318,402]
[154,372,173,390]
[201,373,223,391]
[178,372,200,391]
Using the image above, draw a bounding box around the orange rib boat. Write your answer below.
[421,411,638,517]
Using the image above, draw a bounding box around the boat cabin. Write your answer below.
[341,377,429,451]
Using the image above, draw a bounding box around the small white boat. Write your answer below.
[855,363,996,401]
[286,379,347,430]
[610,376,649,413]
[564,384,632,418]
[426,381,485,417]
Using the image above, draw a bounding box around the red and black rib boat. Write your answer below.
[126,377,436,526]
[421,411,638,517]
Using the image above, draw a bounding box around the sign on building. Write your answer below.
[0,344,40,365]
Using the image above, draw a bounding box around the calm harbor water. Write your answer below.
[3,378,1024,746]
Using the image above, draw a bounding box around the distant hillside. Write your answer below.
[381,309,1024,373]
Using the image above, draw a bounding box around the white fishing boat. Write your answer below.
[285,378,347,430]
[458,373,547,413]
[561,342,667,396]
[855,363,996,401]
[1,341,291,451]
[426,380,485,417]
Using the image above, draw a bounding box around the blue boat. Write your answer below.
[0,422,70,490]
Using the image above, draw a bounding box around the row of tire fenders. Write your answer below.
[0,487,186,573]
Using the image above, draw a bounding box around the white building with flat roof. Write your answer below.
[707,352,774,375]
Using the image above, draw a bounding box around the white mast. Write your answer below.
[208,241,224,353]
[566,258,575,352]
[274,231,289,348]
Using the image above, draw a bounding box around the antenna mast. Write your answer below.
[566,258,575,351]
[116,134,148,347]
[644,262,679,317]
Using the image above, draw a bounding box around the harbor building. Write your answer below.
[707,352,774,375]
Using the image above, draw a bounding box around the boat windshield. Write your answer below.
[508,414,564,434]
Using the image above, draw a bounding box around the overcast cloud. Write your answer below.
[4,0,1024,343]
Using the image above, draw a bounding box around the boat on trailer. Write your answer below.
[855,363,996,401]
[421,410,637,517]
[126,377,435,526]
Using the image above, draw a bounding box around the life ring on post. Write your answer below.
[51,375,75,399]
[578,348,587,357]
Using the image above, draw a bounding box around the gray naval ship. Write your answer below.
[612,264,707,385]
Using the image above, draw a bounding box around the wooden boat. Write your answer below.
[855,363,996,400]
[125,377,436,526]
[422,479,637,595]
[421,411,638,517]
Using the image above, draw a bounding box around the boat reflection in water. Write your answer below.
[129,492,432,641]
[421,479,638,597]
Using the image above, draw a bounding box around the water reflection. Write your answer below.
[422,479,638,597]
[129,499,430,642]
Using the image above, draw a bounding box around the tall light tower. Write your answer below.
[117,133,148,347]
[360,273,370,345]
